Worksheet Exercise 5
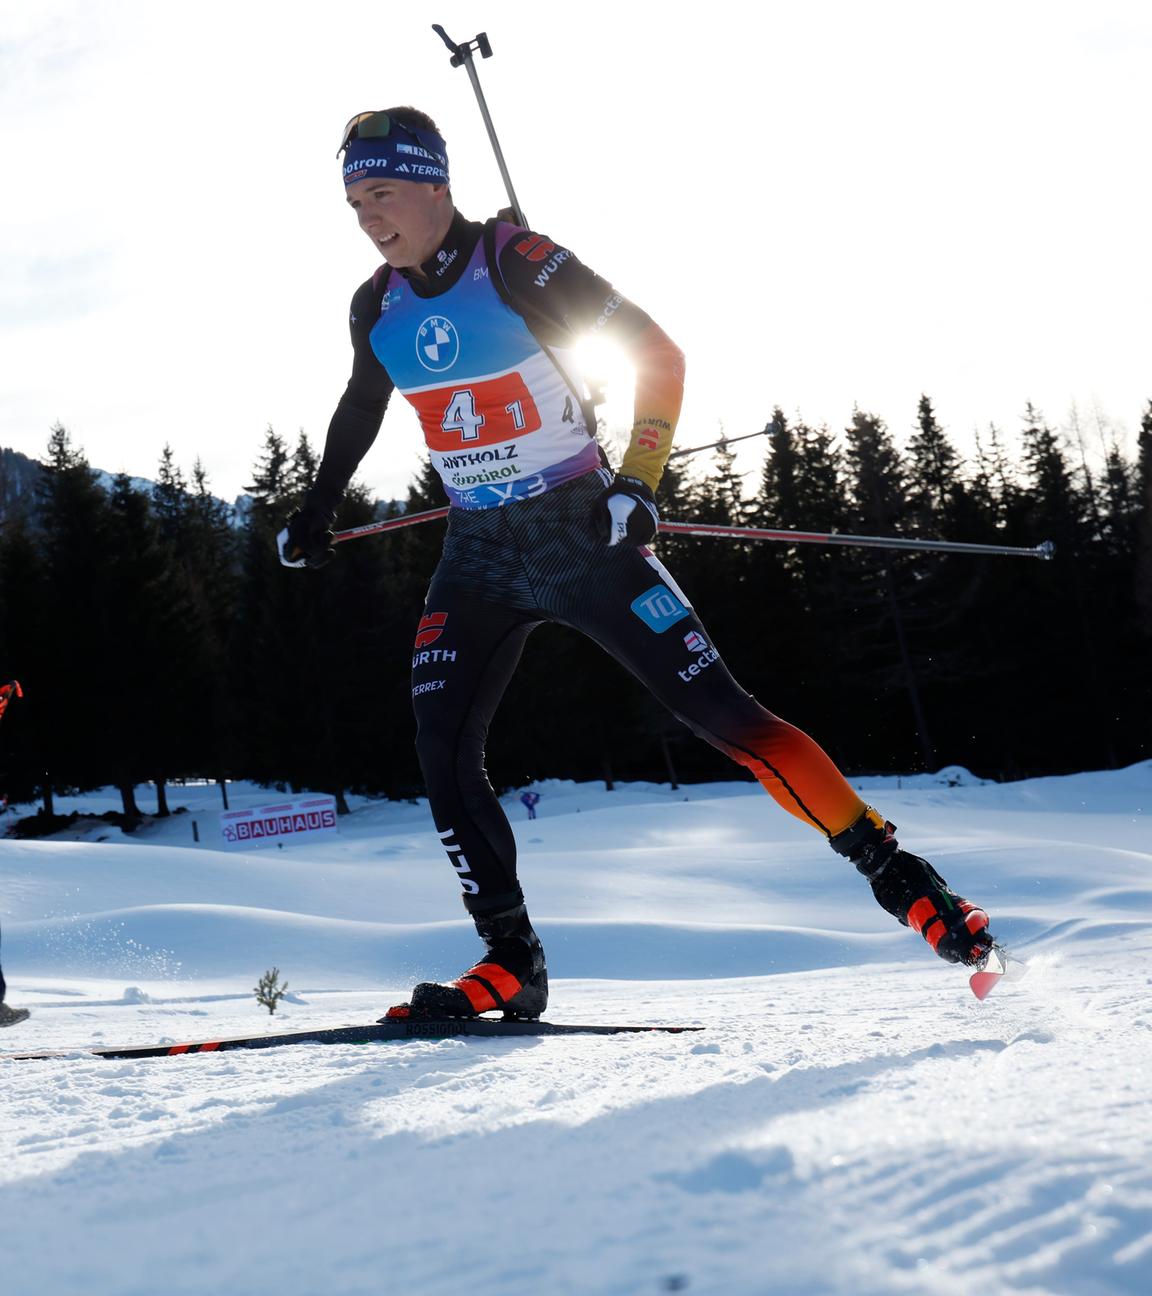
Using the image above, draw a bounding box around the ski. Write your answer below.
[1,1018,703,1061]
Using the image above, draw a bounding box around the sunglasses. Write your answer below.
[337,111,443,161]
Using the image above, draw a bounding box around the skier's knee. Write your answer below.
[414,721,453,780]
[415,721,487,786]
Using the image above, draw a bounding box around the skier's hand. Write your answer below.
[278,503,336,569]
[908,893,995,966]
[592,475,659,547]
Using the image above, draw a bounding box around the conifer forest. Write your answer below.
[2,395,1150,820]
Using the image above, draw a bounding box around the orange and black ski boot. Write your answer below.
[830,808,995,967]
[380,902,548,1022]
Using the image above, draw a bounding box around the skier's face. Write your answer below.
[345,177,451,271]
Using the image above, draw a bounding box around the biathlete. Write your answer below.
[281,107,995,1021]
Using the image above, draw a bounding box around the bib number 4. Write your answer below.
[442,389,485,442]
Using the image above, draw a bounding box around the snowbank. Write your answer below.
[2,766,1150,1294]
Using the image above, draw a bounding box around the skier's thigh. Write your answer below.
[573,547,747,716]
[410,588,538,733]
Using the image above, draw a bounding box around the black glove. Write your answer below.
[278,502,336,570]
[592,474,659,547]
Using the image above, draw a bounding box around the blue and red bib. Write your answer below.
[369,224,600,509]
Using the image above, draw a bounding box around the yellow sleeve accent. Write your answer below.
[618,324,686,492]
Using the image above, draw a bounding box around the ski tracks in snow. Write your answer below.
[4,770,1152,1294]
[3,946,1152,1296]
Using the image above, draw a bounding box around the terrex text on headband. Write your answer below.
[338,111,450,187]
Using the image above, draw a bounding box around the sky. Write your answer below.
[2,0,1150,504]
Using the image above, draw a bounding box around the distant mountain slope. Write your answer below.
[0,446,42,517]
[0,445,227,525]
[1,444,399,527]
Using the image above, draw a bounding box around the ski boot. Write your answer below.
[0,1002,30,1028]
[830,808,995,967]
[381,902,548,1022]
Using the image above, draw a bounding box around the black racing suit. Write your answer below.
[310,212,872,916]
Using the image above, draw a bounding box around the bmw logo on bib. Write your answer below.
[416,315,460,372]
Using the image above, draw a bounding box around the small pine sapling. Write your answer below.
[255,967,288,1014]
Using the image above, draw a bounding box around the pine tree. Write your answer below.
[288,431,320,501]
[244,427,293,524]
[0,512,50,805]
[254,967,288,1014]
[744,411,846,751]
[1019,403,1088,550]
[34,424,117,807]
[756,410,798,523]
[146,452,240,791]
[1097,440,1139,557]
[185,459,241,783]
[233,428,300,784]
[104,473,177,815]
[153,445,188,537]
[899,397,997,757]
[294,476,394,807]
[756,411,850,564]
[973,422,1026,539]
[690,431,746,526]
[905,395,967,534]
[1016,404,1119,768]
[842,409,935,769]
[1135,401,1152,637]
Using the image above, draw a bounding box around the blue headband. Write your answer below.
[341,129,450,188]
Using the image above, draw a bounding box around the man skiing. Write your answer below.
[281,107,995,1021]
[0,680,29,1027]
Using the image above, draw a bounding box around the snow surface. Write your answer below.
[2,767,1151,1296]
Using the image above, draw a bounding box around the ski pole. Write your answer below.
[431,24,612,411]
[657,520,1055,560]
[333,507,450,545]
[669,427,773,460]
[331,510,1054,560]
[432,25,527,226]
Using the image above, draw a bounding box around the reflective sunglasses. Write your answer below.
[337,110,442,160]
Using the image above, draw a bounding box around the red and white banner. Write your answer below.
[220,796,338,849]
